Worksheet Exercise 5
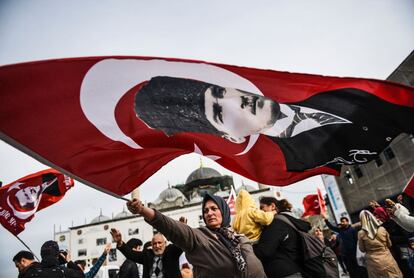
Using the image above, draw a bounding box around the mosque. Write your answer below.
[54,164,277,269]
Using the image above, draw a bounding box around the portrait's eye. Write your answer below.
[241,96,249,108]
[211,86,225,98]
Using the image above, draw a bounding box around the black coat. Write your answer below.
[118,259,139,278]
[118,243,183,278]
[20,257,84,278]
[254,213,311,278]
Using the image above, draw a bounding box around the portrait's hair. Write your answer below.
[135,76,224,136]
[13,251,34,262]
[275,199,293,212]
[259,196,277,206]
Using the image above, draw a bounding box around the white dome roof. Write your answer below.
[114,207,131,219]
[90,213,110,224]
[152,187,187,205]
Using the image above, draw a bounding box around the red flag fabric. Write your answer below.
[1,56,413,195]
[302,194,320,217]
[317,188,327,216]
[0,169,74,235]
[403,172,414,199]
[227,188,237,216]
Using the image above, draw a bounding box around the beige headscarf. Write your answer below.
[360,210,382,240]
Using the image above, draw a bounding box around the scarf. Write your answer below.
[360,210,381,240]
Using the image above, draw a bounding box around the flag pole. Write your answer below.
[15,235,40,262]
[118,196,130,202]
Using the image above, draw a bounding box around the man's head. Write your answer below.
[409,237,414,250]
[13,251,34,272]
[259,196,277,212]
[126,238,143,252]
[340,217,349,228]
[135,76,281,143]
[40,240,59,260]
[151,233,167,256]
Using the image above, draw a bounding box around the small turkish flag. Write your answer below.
[227,188,237,216]
[302,194,320,217]
[403,172,414,199]
[0,169,74,235]
[302,188,326,217]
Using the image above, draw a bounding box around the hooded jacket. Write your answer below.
[254,211,311,278]
[147,193,266,278]
[232,189,274,241]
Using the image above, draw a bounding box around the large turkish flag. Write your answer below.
[1,56,413,195]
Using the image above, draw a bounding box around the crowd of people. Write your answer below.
[12,190,414,278]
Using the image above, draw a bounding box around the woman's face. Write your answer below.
[314,228,323,240]
[203,200,223,229]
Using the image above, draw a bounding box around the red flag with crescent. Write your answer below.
[302,188,327,217]
[0,169,74,235]
[302,194,319,217]
[0,56,413,195]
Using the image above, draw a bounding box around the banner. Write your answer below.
[1,56,413,195]
[0,169,74,235]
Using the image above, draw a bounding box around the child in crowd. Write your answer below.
[232,189,275,241]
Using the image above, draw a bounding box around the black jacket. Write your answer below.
[324,219,358,256]
[254,212,311,278]
[118,259,139,278]
[118,243,183,278]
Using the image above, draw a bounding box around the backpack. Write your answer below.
[276,215,339,278]
[23,264,65,278]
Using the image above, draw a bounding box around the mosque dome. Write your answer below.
[149,187,188,210]
[90,210,110,224]
[114,207,131,219]
[157,187,187,203]
[185,167,222,184]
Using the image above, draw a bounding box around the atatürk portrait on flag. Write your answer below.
[133,76,414,172]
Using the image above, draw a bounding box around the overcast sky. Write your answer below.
[1,0,413,277]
